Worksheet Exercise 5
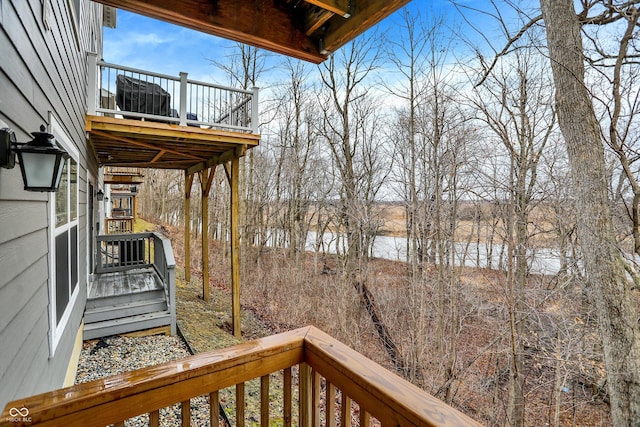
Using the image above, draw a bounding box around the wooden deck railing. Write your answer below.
[96,232,153,273]
[105,217,134,234]
[0,327,480,427]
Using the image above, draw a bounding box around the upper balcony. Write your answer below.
[86,53,260,174]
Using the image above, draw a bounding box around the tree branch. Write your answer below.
[475,15,543,87]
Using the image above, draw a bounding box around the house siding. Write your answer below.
[0,0,102,409]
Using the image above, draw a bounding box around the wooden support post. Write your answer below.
[199,168,215,301]
[184,172,194,284]
[133,195,138,221]
[230,156,241,337]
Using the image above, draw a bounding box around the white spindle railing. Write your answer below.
[87,52,258,134]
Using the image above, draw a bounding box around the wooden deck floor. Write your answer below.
[89,267,162,299]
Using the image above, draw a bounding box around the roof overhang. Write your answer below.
[92,0,411,63]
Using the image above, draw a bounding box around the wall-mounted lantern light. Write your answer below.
[0,125,69,192]
[96,189,105,201]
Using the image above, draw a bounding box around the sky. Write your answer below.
[101,1,533,87]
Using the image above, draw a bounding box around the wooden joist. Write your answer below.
[91,0,410,63]
[86,115,258,171]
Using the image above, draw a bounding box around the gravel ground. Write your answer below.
[76,335,216,427]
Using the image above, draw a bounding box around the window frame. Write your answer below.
[47,116,80,357]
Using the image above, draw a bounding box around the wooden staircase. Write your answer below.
[84,268,172,340]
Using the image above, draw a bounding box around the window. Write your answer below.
[48,115,80,355]
[54,159,78,325]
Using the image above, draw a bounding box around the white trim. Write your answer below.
[47,191,55,357]
[47,116,81,357]
[87,178,92,281]
[49,114,79,159]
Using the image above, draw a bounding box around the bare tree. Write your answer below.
[317,36,383,279]
[539,1,640,424]
[469,45,556,426]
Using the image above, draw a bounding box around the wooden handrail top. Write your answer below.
[304,327,482,427]
[1,328,308,426]
[1,326,481,427]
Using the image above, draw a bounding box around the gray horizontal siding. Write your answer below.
[0,200,48,243]
[0,243,48,330]
[0,0,103,411]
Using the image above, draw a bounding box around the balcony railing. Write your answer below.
[93,231,176,335]
[87,53,259,134]
[0,327,480,427]
[105,217,133,234]
[96,232,154,272]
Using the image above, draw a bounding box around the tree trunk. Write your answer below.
[540,1,640,424]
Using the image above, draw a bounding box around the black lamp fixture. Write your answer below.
[96,189,105,201]
[0,125,69,192]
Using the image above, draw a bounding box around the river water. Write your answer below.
[304,231,565,276]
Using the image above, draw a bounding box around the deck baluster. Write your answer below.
[326,382,336,427]
[313,370,321,426]
[359,407,371,427]
[299,363,312,427]
[149,409,160,427]
[236,382,245,427]
[341,394,352,427]
[210,391,220,427]
[284,367,293,427]
[261,375,270,427]
[181,399,190,427]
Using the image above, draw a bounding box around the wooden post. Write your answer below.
[184,173,194,284]
[199,168,214,301]
[230,156,241,337]
[133,195,138,221]
[299,363,312,427]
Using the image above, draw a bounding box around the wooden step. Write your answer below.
[88,267,163,300]
[84,298,168,323]
[86,288,165,309]
[83,311,172,340]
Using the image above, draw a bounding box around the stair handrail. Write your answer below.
[151,232,176,335]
